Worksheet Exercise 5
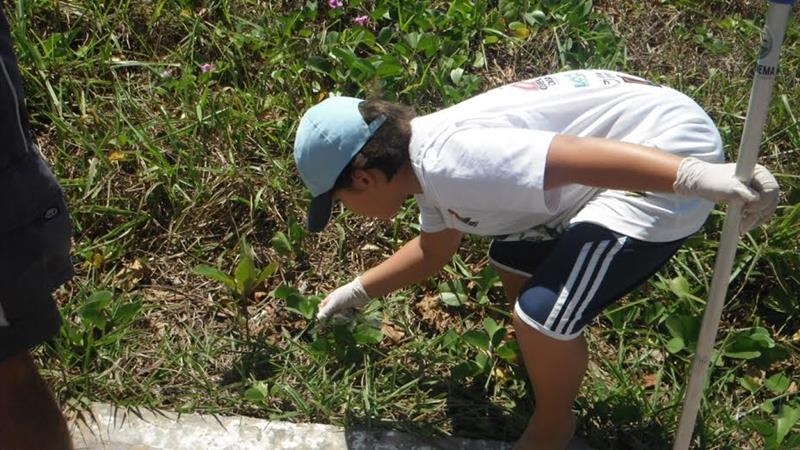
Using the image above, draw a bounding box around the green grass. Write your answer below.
[9,0,800,448]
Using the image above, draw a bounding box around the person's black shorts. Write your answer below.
[489,222,686,341]
[0,6,73,361]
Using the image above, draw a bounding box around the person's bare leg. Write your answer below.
[0,350,73,450]
[494,266,582,449]
[512,311,586,450]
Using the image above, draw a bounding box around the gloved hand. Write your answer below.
[674,157,780,233]
[316,277,370,321]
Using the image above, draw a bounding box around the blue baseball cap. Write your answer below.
[293,96,387,232]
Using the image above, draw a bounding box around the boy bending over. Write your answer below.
[292,70,779,450]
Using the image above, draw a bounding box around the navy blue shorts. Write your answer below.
[0,7,73,361]
[489,222,685,341]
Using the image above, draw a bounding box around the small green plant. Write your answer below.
[452,317,519,384]
[194,237,278,337]
[742,400,800,450]
[57,289,142,369]
[270,219,307,258]
[273,284,384,365]
[272,285,319,321]
[439,255,501,306]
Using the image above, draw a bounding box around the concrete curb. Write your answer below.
[71,402,595,450]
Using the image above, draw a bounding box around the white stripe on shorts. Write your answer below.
[553,240,612,335]
[544,241,598,330]
[563,236,627,335]
[544,237,627,335]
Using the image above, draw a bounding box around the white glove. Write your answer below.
[674,157,780,233]
[316,277,370,321]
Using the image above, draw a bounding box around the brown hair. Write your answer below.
[331,99,416,191]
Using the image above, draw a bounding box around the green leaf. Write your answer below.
[452,361,482,380]
[288,221,306,245]
[476,265,499,291]
[376,56,403,77]
[353,322,383,345]
[255,261,279,286]
[507,21,530,39]
[764,372,790,394]
[743,415,772,436]
[776,405,800,445]
[244,384,268,402]
[239,237,254,261]
[739,375,761,393]
[665,316,686,339]
[113,301,142,324]
[749,327,776,348]
[309,336,331,355]
[272,285,300,300]
[441,329,460,350]
[440,291,464,306]
[668,276,692,298]
[665,315,700,346]
[83,290,114,309]
[523,10,546,26]
[235,244,256,293]
[78,290,114,329]
[724,350,762,360]
[330,47,374,78]
[284,292,316,320]
[194,265,236,290]
[666,337,685,354]
[271,232,293,255]
[475,352,490,371]
[483,317,506,348]
[79,307,106,330]
[307,56,332,75]
[462,330,490,351]
[496,341,519,362]
[483,317,501,337]
[450,67,464,84]
[404,32,420,49]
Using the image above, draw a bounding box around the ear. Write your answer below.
[350,169,376,190]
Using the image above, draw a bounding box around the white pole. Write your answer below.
[673,1,796,449]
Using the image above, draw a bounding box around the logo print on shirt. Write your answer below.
[448,209,478,227]
[594,71,659,87]
[511,76,558,91]
[566,72,589,88]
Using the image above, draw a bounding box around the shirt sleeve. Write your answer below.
[415,194,447,233]
[423,127,562,215]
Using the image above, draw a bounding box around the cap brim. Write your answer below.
[307,191,333,232]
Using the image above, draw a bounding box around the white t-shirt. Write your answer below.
[409,70,724,243]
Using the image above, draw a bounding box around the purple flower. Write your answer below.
[328,0,343,8]
[200,62,215,73]
[353,15,368,26]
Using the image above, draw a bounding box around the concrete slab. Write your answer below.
[71,402,594,450]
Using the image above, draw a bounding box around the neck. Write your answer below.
[396,160,422,196]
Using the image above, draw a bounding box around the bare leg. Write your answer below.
[493,266,584,450]
[512,311,586,450]
[0,350,73,450]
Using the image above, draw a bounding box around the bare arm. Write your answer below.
[544,134,683,191]
[359,228,463,298]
